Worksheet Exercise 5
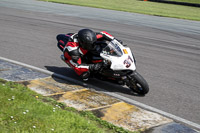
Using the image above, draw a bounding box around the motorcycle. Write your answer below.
[60,39,149,95]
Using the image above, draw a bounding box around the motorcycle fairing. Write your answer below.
[100,39,136,71]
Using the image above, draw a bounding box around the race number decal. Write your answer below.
[124,56,133,68]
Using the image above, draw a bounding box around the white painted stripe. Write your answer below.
[0,56,200,130]
[0,56,82,85]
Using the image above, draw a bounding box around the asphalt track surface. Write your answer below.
[0,0,200,129]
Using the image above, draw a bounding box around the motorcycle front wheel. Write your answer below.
[128,71,149,95]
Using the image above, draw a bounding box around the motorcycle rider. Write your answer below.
[56,29,122,81]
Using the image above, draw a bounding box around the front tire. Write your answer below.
[128,71,149,95]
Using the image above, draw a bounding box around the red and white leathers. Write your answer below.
[57,31,115,78]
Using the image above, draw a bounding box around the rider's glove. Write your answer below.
[89,63,103,71]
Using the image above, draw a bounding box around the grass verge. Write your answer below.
[0,79,136,133]
[40,0,200,21]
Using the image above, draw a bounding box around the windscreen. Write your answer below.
[101,40,123,57]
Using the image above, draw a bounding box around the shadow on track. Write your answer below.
[45,66,145,97]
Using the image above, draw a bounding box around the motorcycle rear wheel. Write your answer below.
[129,71,149,95]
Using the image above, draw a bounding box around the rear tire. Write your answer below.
[128,71,149,95]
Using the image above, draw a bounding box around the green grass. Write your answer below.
[40,0,200,21]
[0,79,135,133]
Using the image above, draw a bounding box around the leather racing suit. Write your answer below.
[56,31,116,79]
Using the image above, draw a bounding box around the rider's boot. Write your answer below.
[81,72,90,82]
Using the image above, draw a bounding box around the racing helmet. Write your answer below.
[78,29,97,50]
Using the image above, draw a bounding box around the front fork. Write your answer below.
[121,72,136,87]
